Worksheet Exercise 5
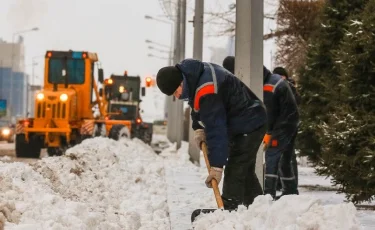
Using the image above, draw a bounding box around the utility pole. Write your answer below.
[180,0,186,60]
[174,0,186,150]
[167,0,182,147]
[235,0,264,188]
[188,0,204,164]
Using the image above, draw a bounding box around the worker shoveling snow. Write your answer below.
[161,140,363,230]
[0,137,169,230]
[0,135,363,230]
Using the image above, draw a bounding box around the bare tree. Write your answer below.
[206,0,324,78]
[275,0,324,78]
[204,1,278,38]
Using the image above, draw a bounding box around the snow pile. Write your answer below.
[0,137,169,230]
[193,195,360,230]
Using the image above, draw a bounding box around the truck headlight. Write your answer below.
[37,93,44,100]
[60,93,68,102]
[2,128,10,136]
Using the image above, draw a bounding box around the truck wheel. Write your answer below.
[131,127,140,140]
[15,134,42,158]
[108,124,130,141]
[47,137,69,157]
[142,130,153,145]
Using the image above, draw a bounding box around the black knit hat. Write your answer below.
[273,66,289,79]
[156,66,183,96]
[222,56,235,74]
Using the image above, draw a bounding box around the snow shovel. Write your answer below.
[191,142,224,223]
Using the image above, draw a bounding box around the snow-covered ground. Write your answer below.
[1,137,169,230]
[160,136,375,230]
[0,134,374,230]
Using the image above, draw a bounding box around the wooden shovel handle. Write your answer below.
[201,142,224,209]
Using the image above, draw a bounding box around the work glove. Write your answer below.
[205,167,223,188]
[194,129,206,149]
[263,133,272,151]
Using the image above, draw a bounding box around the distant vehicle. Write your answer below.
[0,120,15,143]
[15,50,133,158]
[103,73,153,144]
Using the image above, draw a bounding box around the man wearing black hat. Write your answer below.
[273,67,301,105]
[156,58,267,210]
[263,66,299,199]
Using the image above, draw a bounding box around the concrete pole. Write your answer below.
[164,19,174,132]
[168,22,174,66]
[188,0,204,164]
[235,0,264,188]
[175,0,186,150]
[167,0,182,145]
[180,0,186,60]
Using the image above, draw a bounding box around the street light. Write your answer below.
[144,14,174,65]
[9,27,39,119]
[30,55,44,86]
[148,53,169,60]
[145,39,170,49]
[148,46,171,54]
[144,15,173,25]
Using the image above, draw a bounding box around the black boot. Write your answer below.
[264,176,277,199]
[275,179,299,200]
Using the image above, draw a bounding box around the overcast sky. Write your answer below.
[0,0,277,85]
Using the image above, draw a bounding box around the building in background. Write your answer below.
[0,37,27,120]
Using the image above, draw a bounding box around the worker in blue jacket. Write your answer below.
[273,67,300,192]
[263,66,299,199]
[223,56,299,199]
[156,59,267,210]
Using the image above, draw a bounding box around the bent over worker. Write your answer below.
[222,56,300,199]
[263,66,299,199]
[156,59,267,210]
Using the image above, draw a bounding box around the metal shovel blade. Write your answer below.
[191,209,217,223]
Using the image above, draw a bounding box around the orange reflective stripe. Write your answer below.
[194,84,215,111]
[264,85,274,92]
[271,139,278,147]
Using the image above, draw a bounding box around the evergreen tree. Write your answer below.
[318,0,375,203]
[297,0,368,164]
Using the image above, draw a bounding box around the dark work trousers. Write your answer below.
[264,126,299,198]
[221,124,266,210]
[276,130,298,191]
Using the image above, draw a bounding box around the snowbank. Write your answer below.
[193,195,360,230]
[159,138,361,230]
[0,137,169,230]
